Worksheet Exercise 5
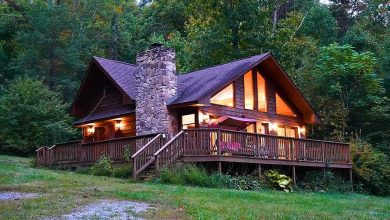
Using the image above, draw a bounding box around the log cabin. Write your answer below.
[37,44,352,183]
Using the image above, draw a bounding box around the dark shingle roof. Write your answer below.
[94,57,137,100]
[172,53,269,104]
[92,54,269,105]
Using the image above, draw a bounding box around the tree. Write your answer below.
[309,44,387,141]
[0,77,77,153]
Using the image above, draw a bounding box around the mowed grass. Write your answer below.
[0,155,389,220]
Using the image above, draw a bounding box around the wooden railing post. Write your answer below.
[155,155,160,173]
[321,142,325,162]
[133,157,137,179]
[255,134,259,158]
[217,129,221,156]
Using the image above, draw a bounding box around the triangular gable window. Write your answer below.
[276,93,295,117]
[211,84,234,107]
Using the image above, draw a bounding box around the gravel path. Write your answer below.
[0,191,40,200]
[47,199,151,220]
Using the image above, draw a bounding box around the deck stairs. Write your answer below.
[132,131,185,179]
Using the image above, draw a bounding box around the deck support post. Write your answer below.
[323,167,326,179]
[292,166,296,185]
[258,164,262,179]
[218,161,222,174]
[349,168,353,192]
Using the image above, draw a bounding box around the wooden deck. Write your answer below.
[37,129,351,176]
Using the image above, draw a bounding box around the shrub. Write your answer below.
[231,175,262,191]
[264,170,293,192]
[112,164,132,178]
[91,154,112,176]
[28,157,38,167]
[299,170,350,192]
[123,144,132,162]
[75,167,91,175]
[157,163,265,191]
[351,139,390,196]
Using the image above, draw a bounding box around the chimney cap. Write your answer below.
[150,42,164,49]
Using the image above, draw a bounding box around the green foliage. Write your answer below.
[299,170,350,193]
[91,154,113,176]
[157,163,264,191]
[123,144,132,162]
[351,138,390,196]
[112,164,133,179]
[0,77,76,153]
[264,170,293,192]
[28,157,38,168]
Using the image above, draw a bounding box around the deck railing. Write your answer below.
[183,129,350,163]
[132,134,165,178]
[154,131,186,172]
[38,134,158,166]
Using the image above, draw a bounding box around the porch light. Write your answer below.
[87,125,95,134]
[299,126,305,135]
[115,120,123,130]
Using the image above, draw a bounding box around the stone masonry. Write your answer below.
[135,45,178,137]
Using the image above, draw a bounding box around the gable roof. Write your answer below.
[93,57,137,100]
[75,53,319,124]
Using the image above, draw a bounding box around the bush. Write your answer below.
[112,164,132,178]
[91,154,112,176]
[159,164,209,186]
[28,157,37,168]
[299,170,350,192]
[75,167,91,175]
[351,139,390,196]
[264,170,293,192]
[157,163,265,191]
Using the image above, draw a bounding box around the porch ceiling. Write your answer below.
[74,107,134,126]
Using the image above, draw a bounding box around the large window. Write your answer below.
[276,93,295,116]
[244,71,254,110]
[211,83,234,107]
[257,72,267,112]
[182,114,195,129]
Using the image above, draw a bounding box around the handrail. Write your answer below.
[82,133,159,145]
[188,128,349,145]
[132,133,165,178]
[132,134,162,158]
[154,131,184,156]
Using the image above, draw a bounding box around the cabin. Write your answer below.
[36,44,352,183]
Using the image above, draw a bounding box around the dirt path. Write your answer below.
[46,199,152,220]
[0,191,40,200]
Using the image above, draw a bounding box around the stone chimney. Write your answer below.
[135,44,178,137]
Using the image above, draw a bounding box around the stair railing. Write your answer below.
[132,134,164,178]
[154,130,186,172]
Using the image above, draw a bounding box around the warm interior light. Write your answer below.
[198,111,210,124]
[269,122,277,131]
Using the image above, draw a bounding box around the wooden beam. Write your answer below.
[218,162,222,174]
[292,165,296,185]
[350,168,353,192]
[258,164,262,179]
[181,155,352,169]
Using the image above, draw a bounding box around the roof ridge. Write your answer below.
[93,56,136,67]
[178,53,270,76]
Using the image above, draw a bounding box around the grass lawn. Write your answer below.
[0,155,389,220]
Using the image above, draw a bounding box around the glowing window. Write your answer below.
[244,71,254,110]
[211,84,234,107]
[246,124,256,133]
[276,93,295,116]
[182,114,195,129]
[257,72,267,112]
[277,125,286,137]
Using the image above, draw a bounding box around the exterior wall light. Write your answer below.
[115,120,123,130]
